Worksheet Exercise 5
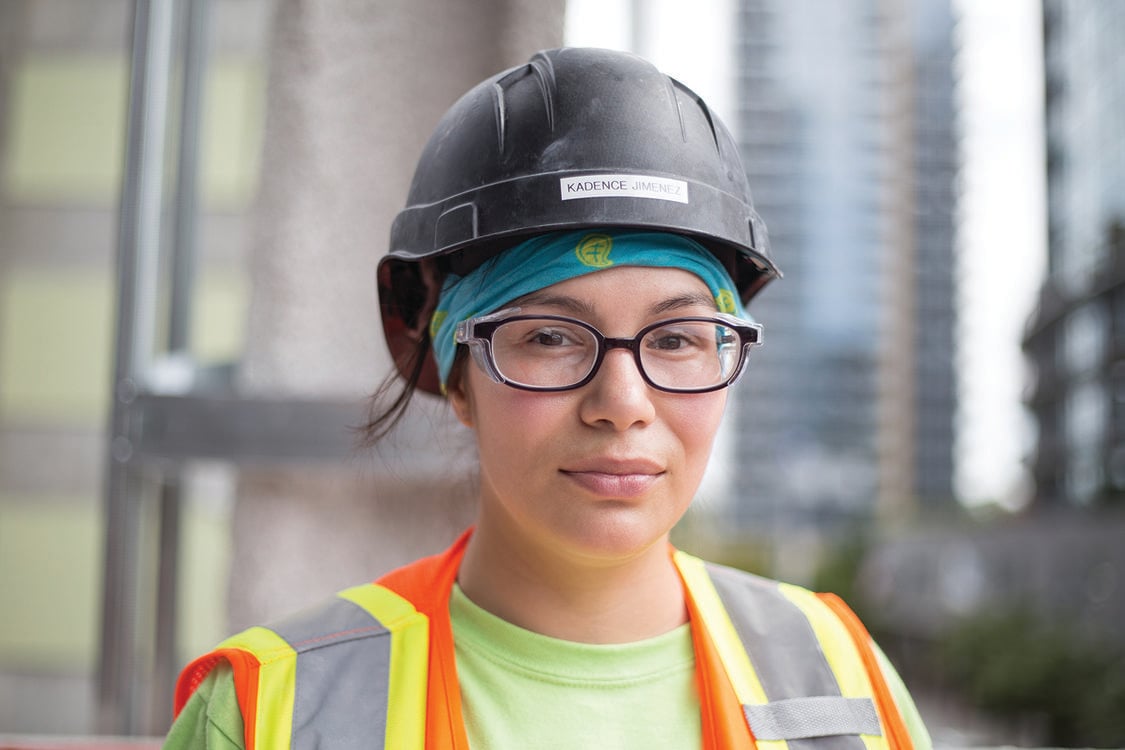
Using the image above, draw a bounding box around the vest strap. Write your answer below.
[676,551,894,750]
[744,696,881,741]
[268,596,393,749]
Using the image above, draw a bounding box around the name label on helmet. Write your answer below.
[560,174,689,204]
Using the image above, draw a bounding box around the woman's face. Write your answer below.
[448,265,728,565]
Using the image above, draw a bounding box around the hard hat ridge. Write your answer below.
[492,52,558,152]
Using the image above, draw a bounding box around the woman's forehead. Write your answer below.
[509,265,717,313]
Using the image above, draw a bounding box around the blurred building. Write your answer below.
[0,0,273,734]
[1023,1,1125,508]
[727,0,958,533]
[3,0,564,736]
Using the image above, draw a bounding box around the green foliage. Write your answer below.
[810,532,870,607]
[940,608,1125,747]
[709,541,771,578]
[807,530,885,637]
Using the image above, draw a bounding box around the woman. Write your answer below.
[165,48,931,749]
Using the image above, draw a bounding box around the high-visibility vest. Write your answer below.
[174,530,913,750]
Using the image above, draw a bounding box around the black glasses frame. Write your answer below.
[455,307,763,393]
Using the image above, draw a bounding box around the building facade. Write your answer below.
[1024,1,1125,508]
[728,0,958,533]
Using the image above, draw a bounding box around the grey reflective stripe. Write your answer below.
[705,562,877,750]
[744,696,881,740]
[707,564,841,699]
[271,596,393,749]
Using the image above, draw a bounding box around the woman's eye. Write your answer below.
[531,330,567,346]
[524,325,588,347]
[651,334,688,350]
[650,328,707,351]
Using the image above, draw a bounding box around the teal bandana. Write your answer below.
[430,229,747,388]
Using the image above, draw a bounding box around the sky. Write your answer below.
[951,0,1046,508]
[564,0,1048,508]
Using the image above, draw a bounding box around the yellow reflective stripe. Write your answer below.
[674,551,789,750]
[675,552,767,703]
[340,584,430,749]
[217,626,296,750]
[777,584,889,750]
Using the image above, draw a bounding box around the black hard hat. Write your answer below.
[378,47,779,393]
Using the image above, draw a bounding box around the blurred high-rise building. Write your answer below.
[727,0,958,532]
[1024,1,1125,508]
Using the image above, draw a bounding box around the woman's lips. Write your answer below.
[560,460,664,498]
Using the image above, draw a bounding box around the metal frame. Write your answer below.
[96,0,376,734]
[99,0,177,733]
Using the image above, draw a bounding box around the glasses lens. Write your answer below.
[640,321,741,390]
[491,318,598,388]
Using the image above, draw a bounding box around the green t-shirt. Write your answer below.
[162,587,932,750]
[162,660,243,750]
[451,584,701,749]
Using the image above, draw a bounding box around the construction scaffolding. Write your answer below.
[96,0,362,733]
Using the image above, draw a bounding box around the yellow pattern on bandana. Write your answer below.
[574,233,615,268]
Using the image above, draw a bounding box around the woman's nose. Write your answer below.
[577,348,657,430]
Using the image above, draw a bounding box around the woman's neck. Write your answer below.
[456,521,688,644]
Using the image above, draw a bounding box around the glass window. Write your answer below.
[1064,302,1108,375]
[1065,378,1107,448]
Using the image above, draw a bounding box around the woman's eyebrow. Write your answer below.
[649,292,719,315]
[512,292,597,316]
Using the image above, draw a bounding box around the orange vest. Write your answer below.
[175,529,913,750]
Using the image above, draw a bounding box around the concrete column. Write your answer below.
[230,0,566,628]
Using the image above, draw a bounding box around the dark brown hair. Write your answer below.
[357,331,432,448]
[358,332,469,447]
